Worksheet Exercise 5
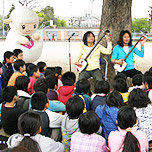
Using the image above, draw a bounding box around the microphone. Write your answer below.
[68,33,75,40]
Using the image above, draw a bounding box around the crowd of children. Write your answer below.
[0,48,152,152]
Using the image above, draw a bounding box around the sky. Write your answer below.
[0,0,152,19]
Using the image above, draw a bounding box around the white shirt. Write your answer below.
[123,46,129,54]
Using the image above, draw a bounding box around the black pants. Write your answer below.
[121,69,142,78]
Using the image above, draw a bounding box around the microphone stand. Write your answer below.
[68,38,72,72]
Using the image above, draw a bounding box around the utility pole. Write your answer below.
[90,0,94,27]
[2,0,5,38]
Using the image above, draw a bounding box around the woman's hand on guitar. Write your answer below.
[75,62,82,67]
[115,59,124,65]
[140,37,147,46]
[105,35,111,42]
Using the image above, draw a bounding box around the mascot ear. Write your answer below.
[4,18,12,24]
[39,17,43,22]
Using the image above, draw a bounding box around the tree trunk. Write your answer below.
[99,0,132,86]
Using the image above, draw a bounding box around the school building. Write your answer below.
[41,28,100,41]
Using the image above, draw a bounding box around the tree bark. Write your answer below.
[99,0,132,85]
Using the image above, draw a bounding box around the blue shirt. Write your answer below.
[111,45,144,71]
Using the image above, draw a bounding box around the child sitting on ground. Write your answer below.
[31,91,63,141]
[62,95,84,152]
[2,51,14,88]
[7,60,25,86]
[15,76,31,110]
[0,62,3,125]
[72,79,92,111]
[58,72,76,105]
[128,74,143,92]
[91,80,110,111]
[33,78,65,112]
[45,75,58,100]
[1,86,26,135]
[0,62,3,101]
[70,111,107,152]
[95,90,124,145]
[44,67,56,77]
[113,78,129,103]
[128,88,152,142]
[143,71,152,102]
[55,66,63,90]
[27,64,40,95]
[7,111,64,152]
[37,61,47,78]
[13,49,23,60]
[108,106,148,152]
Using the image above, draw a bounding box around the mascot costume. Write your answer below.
[4,6,43,63]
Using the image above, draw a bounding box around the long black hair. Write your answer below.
[117,106,140,152]
[117,30,132,47]
[18,111,42,152]
[83,31,95,46]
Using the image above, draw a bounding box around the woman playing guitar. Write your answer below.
[111,30,146,78]
[74,31,112,81]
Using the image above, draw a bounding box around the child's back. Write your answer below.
[7,111,64,152]
[1,86,26,135]
[73,79,92,111]
[108,106,148,152]
[71,111,107,152]
[95,90,124,145]
[91,80,110,111]
[62,95,84,151]
[58,72,76,105]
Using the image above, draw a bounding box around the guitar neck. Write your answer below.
[84,35,105,60]
[124,36,144,61]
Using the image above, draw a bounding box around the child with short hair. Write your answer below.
[55,66,63,90]
[1,86,26,135]
[2,51,14,88]
[27,64,40,95]
[13,49,23,60]
[62,95,84,152]
[44,67,56,77]
[31,91,63,140]
[128,74,143,92]
[108,106,148,152]
[91,80,110,111]
[33,78,65,112]
[113,78,129,103]
[58,72,76,105]
[0,62,3,125]
[7,60,25,86]
[95,90,124,145]
[73,79,92,111]
[128,88,152,142]
[15,76,31,110]
[143,71,152,102]
[70,111,108,152]
[45,75,58,100]
[7,111,64,152]
[37,61,47,78]
[0,62,3,100]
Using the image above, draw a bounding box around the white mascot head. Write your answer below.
[4,6,43,62]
